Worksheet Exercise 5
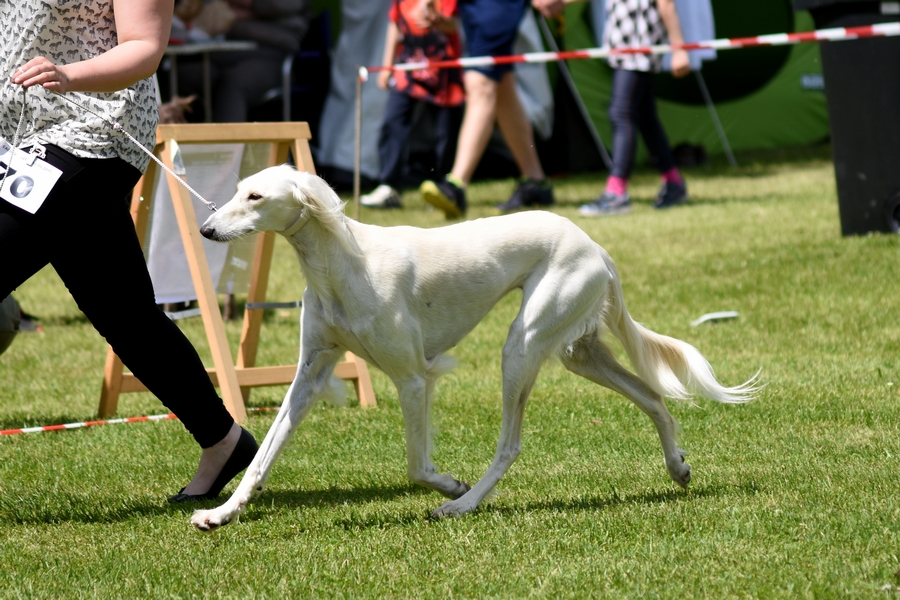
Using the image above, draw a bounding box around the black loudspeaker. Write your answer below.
[795,0,900,235]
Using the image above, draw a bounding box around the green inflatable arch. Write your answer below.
[560,0,829,162]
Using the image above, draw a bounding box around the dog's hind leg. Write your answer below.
[396,374,470,499]
[560,333,691,488]
[191,345,345,531]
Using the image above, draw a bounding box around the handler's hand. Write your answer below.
[670,49,691,78]
[533,0,566,18]
[11,57,70,92]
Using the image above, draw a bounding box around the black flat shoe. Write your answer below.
[168,427,259,503]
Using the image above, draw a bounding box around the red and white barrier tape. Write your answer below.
[360,21,900,78]
[0,406,280,437]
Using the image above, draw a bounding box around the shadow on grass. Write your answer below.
[274,481,761,530]
[0,480,764,527]
[0,494,175,525]
[236,484,434,528]
[244,483,428,512]
[548,192,785,211]
[0,483,427,526]
[487,483,727,516]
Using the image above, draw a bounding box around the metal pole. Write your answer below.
[538,16,613,170]
[694,70,737,167]
[354,67,365,220]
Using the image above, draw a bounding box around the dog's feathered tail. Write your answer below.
[599,252,759,404]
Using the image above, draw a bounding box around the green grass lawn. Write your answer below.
[1,145,898,598]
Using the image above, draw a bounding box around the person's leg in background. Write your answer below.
[419,69,497,219]
[432,103,463,181]
[448,70,498,185]
[361,90,417,209]
[210,48,285,122]
[495,70,543,181]
[580,68,644,216]
[493,69,554,213]
[635,76,688,209]
[421,0,553,218]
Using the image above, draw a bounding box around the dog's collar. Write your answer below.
[281,210,307,237]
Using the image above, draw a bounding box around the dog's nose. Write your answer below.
[199,224,215,239]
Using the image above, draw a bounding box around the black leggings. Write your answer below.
[608,68,676,180]
[0,146,234,448]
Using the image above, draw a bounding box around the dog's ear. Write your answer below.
[285,170,360,255]
[287,172,311,209]
[287,170,337,216]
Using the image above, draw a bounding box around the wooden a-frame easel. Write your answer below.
[98,123,376,421]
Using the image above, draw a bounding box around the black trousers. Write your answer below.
[377,90,462,187]
[0,145,234,448]
[608,68,676,180]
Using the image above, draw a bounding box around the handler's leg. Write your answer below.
[42,155,242,494]
[0,188,57,298]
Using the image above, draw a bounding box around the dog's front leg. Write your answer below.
[191,346,344,531]
[396,376,470,499]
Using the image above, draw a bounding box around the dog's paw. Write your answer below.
[666,449,691,489]
[441,479,471,500]
[431,499,475,519]
[191,507,239,531]
[426,473,471,499]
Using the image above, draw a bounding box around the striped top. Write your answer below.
[603,0,667,72]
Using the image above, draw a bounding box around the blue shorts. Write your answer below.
[458,0,529,81]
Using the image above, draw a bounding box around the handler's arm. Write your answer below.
[11,0,174,93]
[657,0,691,78]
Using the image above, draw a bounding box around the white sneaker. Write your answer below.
[579,192,631,217]
[360,184,402,208]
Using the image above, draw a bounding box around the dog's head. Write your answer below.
[200,165,346,243]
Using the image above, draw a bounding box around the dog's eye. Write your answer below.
[248,193,262,201]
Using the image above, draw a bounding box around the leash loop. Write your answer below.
[51,92,219,212]
[0,87,29,196]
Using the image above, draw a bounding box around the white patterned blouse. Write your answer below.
[0,0,159,172]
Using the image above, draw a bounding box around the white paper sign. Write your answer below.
[145,143,263,304]
[0,138,63,214]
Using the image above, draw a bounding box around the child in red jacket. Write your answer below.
[361,0,465,209]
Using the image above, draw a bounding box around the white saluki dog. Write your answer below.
[191,165,757,530]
